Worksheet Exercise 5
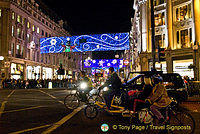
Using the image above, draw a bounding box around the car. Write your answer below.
[123,71,188,102]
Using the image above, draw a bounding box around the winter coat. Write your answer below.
[146,82,171,107]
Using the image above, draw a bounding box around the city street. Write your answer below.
[0,89,199,134]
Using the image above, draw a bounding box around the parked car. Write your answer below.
[123,71,188,102]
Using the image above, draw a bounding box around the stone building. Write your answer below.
[130,0,200,80]
[0,0,85,81]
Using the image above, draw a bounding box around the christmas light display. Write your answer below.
[84,59,124,68]
[40,32,129,53]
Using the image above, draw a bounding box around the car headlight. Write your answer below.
[80,82,87,89]
[103,87,109,91]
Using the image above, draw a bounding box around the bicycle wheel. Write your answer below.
[169,111,195,134]
[84,104,98,119]
[64,94,80,110]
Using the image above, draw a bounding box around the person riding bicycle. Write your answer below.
[145,72,172,123]
[100,67,122,110]
[79,71,93,102]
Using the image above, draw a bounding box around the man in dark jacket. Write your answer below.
[101,67,122,110]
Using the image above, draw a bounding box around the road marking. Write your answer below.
[0,90,15,118]
[42,105,85,134]
[9,124,51,134]
[38,90,64,105]
[2,106,44,114]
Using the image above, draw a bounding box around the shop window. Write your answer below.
[176,3,192,22]
[181,29,188,48]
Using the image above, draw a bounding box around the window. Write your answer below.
[41,54,43,62]
[27,22,30,28]
[154,0,165,6]
[155,34,166,48]
[45,32,48,37]
[17,15,21,23]
[32,25,35,31]
[16,44,20,55]
[17,28,21,38]
[12,12,15,20]
[42,30,44,36]
[176,3,192,22]
[177,31,179,44]
[189,28,192,43]
[42,19,44,23]
[37,27,40,33]
[27,34,30,42]
[12,26,14,36]
[181,29,189,48]
[11,43,15,56]
[22,18,25,25]
[154,12,165,27]
[0,9,1,17]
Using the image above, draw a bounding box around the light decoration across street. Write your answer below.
[84,59,124,68]
[40,32,129,53]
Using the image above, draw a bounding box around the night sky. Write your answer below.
[37,0,134,59]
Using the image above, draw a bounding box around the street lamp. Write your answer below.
[115,54,120,75]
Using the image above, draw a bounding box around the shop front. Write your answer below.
[11,63,24,80]
[173,59,194,78]
[43,67,53,79]
[27,66,41,80]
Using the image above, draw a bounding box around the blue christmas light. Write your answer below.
[40,32,129,53]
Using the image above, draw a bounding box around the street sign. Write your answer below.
[123,60,129,66]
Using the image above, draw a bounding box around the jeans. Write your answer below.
[103,91,115,109]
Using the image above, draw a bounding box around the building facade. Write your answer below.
[0,0,85,81]
[130,0,200,80]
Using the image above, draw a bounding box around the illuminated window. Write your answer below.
[37,27,40,33]
[17,15,21,23]
[17,28,21,38]
[12,12,15,20]
[155,34,166,48]
[22,18,25,25]
[27,34,30,42]
[12,26,14,36]
[154,0,165,6]
[0,9,1,17]
[154,12,165,27]
[27,22,30,28]
[32,25,35,31]
[176,3,192,22]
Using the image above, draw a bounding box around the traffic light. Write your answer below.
[158,47,165,61]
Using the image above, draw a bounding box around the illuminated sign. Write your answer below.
[84,59,124,68]
[40,32,129,53]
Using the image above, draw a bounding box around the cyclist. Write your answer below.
[146,73,172,123]
[100,67,122,110]
[79,71,93,102]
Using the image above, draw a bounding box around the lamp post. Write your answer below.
[193,43,199,80]
[115,54,119,75]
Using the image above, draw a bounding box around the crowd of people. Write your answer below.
[1,78,76,89]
